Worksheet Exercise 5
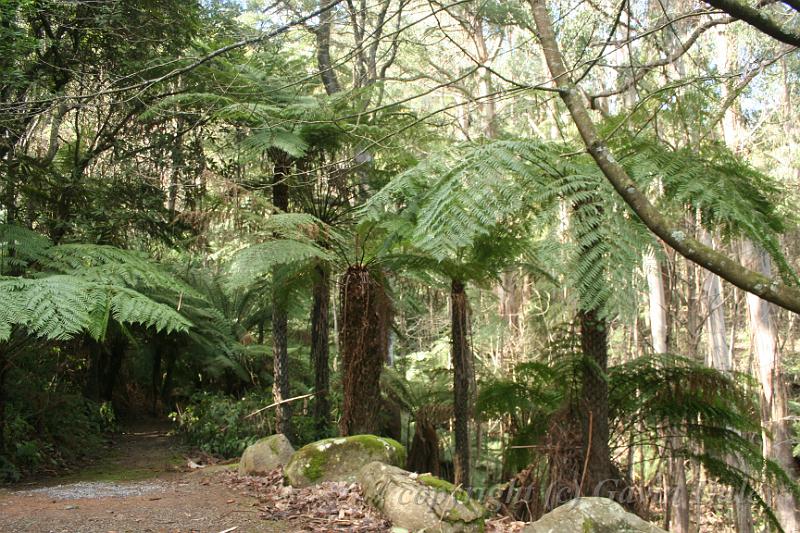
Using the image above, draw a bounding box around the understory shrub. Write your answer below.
[170,391,319,458]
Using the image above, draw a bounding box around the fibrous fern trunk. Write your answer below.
[578,307,612,494]
[338,265,389,436]
[310,261,330,437]
[451,279,473,488]
[272,151,292,438]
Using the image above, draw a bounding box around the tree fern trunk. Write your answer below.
[451,279,472,488]
[272,152,292,438]
[338,265,389,436]
[310,261,330,437]
[272,303,291,436]
[578,307,612,495]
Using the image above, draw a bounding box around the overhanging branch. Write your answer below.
[702,0,800,46]
[528,0,800,315]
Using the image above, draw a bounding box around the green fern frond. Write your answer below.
[226,239,333,288]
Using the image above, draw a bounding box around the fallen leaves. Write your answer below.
[222,468,392,532]
[485,515,527,532]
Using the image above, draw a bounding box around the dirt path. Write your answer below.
[0,422,293,533]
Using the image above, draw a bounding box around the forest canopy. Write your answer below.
[1,0,800,531]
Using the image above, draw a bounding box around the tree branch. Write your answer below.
[702,0,800,46]
[528,0,800,315]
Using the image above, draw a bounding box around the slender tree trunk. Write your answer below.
[741,240,799,533]
[669,453,690,533]
[645,251,668,354]
[272,153,292,437]
[151,344,162,415]
[0,346,7,454]
[698,229,753,533]
[451,279,472,488]
[315,0,342,96]
[161,350,177,407]
[339,265,389,435]
[647,249,690,532]
[102,339,125,402]
[310,261,331,437]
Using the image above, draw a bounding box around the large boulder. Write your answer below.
[357,461,485,533]
[239,434,294,476]
[522,497,666,533]
[284,435,406,488]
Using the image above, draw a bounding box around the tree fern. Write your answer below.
[0,276,191,343]
[366,136,794,318]
[478,348,798,530]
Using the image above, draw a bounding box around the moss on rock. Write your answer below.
[285,435,406,488]
[358,462,485,533]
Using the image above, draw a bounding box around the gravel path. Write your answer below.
[0,421,295,532]
[20,479,168,500]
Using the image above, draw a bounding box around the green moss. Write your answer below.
[288,435,407,485]
[301,447,327,481]
[346,435,406,464]
[268,438,282,455]
[417,473,486,527]
[418,474,470,504]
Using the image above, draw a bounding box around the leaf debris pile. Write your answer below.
[223,467,528,532]
[222,468,391,532]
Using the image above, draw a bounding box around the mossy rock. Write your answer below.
[521,497,666,533]
[239,434,294,476]
[357,461,485,533]
[284,435,406,488]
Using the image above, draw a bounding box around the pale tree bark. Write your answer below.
[699,229,754,533]
[526,0,800,315]
[741,240,799,533]
[644,251,668,354]
[315,0,342,95]
[712,28,776,533]
[646,248,689,533]
[700,229,732,373]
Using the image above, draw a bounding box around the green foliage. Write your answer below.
[170,392,273,458]
[1,345,117,481]
[477,344,798,529]
[368,135,795,318]
[0,225,199,343]
[170,391,319,458]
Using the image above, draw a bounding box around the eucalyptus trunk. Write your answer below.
[742,240,799,532]
[451,279,473,488]
[338,265,389,436]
